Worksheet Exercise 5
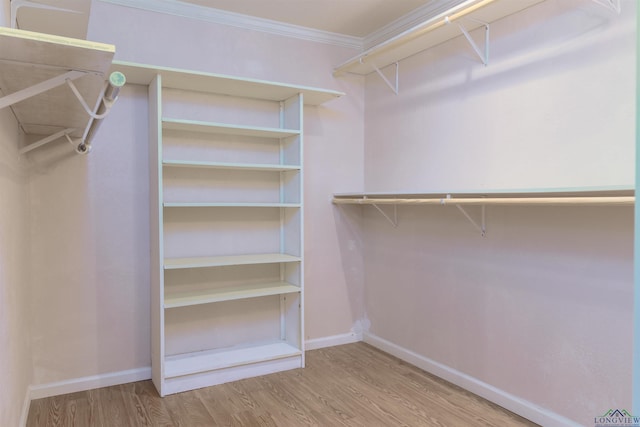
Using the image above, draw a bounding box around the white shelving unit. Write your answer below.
[115,60,342,396]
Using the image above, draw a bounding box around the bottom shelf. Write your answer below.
[164,341,302,379]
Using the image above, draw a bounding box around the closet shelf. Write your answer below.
[163,202,301,208]
[333,196,634,206]
[110,60,344,105]
[164,281,301,309]
[163,118,300,138]
[0,27,120,153]
[333,0,544,76]
[334,189,634,234]
[164,341,302,379]
[164,253,301,270]
[163,160,300,172]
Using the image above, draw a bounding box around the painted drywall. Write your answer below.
[365,0,634,193]
[0,9,33,425]
[25,0,364,388]
[359,0,635,425]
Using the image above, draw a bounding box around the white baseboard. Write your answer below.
[305,331,363,351]
[363,332,582,427]
[29,367,152,400]
[19,386,31,427]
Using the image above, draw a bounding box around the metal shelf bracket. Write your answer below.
[447,17,490,66]
[451,197,486,237]
[2,70,126,155]
[371,202,398,227]
[366,59,399,95]
[592,0,621,14]
[0,69,86,110]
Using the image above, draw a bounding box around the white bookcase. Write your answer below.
[112,61,343,396]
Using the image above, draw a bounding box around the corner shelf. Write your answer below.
[0,27,118,153]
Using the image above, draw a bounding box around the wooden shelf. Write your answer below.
[163,118,300,138]
[164,253,301,270]
[163,202,301,208]
[165,281,301,309]
[333,189,634,206]
[333,0,544,76]
[163,160,300,172]
[164,341,302,379]
[0,27,115,140]
[110,60,343,105]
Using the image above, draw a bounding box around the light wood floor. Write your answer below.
[27,343,538,426]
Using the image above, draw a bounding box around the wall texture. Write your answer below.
[0,1,33,421]
[25,0,365,389]
[359,1,635,425]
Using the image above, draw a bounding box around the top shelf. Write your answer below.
[110,60,344,106]
[0,27,115,140]
[333,0,545,76]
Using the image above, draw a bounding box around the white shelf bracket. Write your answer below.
[0,69,86,110]
[446,17,490,66]
[591,0,621,13]
[366,59,399,95]
[18,128,76,155]
[371,202,398,227]
[455,203,486,237]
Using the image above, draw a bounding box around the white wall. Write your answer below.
[25,0,364,389]
[0,4,34,426]
[359,1,635,425]
[365,0,634,193]
[27,84,151,385]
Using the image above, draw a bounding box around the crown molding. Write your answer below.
[98,0,363,49]
[363,0,466,50]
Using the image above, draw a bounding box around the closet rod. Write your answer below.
[332,196,634,206]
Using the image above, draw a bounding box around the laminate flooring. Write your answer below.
[27,342,539,426]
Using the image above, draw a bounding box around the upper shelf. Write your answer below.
[333,188,635,206]
[0,27,116,142]
[110,60,344,106]
[333,0,545,76]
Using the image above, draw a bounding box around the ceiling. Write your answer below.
[12,0,435,40]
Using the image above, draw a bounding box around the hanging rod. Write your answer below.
[332,196,634,206]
